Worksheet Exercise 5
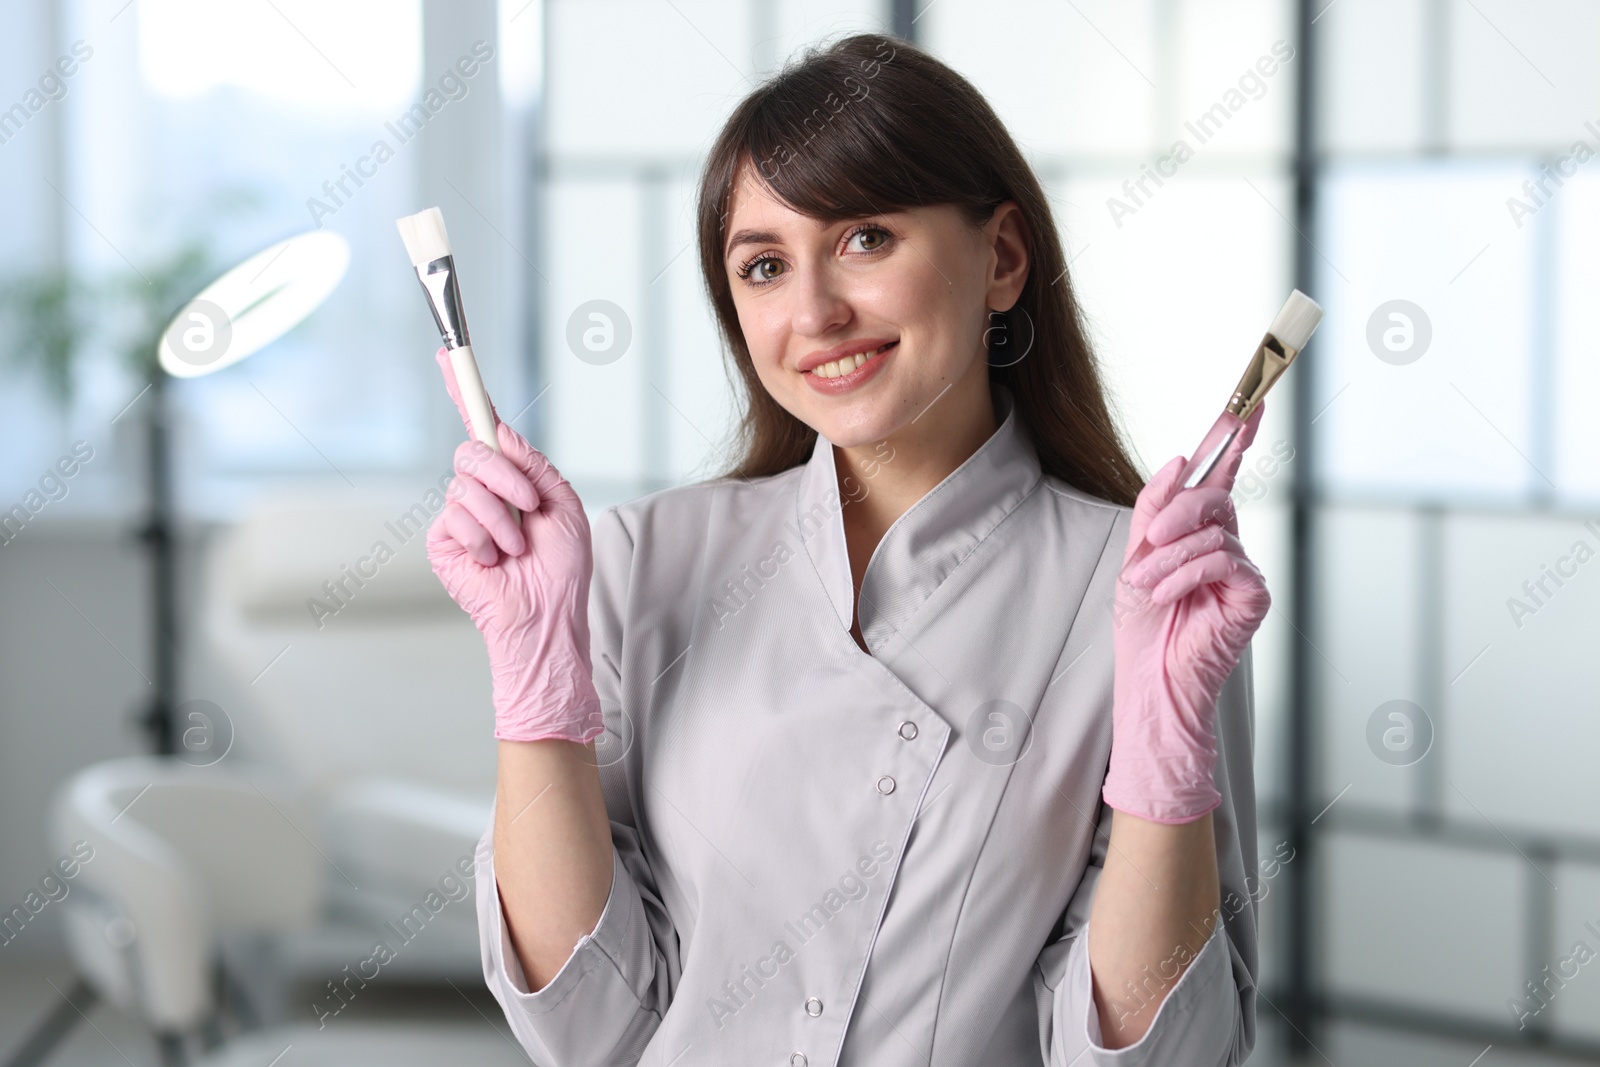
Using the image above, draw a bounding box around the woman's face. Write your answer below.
[721,162,1028,449]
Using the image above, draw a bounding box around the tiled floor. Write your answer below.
[0,954,514,1067]
[1,955,161,1067]
[4,953,1596,1066]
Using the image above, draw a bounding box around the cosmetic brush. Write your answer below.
[397,206,519,524]
[1126,289,1323,574]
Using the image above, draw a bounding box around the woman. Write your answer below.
[428,33,1268,1067]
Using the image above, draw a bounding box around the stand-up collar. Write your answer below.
[794,382,1043,651]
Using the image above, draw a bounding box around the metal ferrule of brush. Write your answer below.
[1224,333,1298,422]
[1179,333,1302,490]
[416,256,471,349]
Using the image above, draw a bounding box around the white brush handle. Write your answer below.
[449,344,521,524]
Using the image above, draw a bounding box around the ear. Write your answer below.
[983,201,1030,313]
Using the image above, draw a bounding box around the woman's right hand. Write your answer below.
[424,347,605,744]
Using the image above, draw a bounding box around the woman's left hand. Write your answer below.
[1100,404,1271,825]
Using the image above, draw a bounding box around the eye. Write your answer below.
[736,254,786,286]
[845,225,892,254]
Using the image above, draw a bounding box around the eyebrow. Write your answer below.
[724,228,782,259]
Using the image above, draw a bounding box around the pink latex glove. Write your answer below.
[425,347,605,744]
[1101,403,1271,825]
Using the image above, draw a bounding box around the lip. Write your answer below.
[802,340,895,396]
[797,338,898,374]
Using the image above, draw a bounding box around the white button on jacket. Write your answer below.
[475,383,1260,1066]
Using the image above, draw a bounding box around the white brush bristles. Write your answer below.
[396,207,452,267]
[1269,289,1323,351]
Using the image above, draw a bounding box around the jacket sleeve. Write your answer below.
[1034,644,1261,1067]
[475,504,681,1066]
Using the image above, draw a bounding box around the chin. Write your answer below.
[797,390,905,449]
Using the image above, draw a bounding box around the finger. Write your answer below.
[1145,487,1236,547]
[435,345,503,438]
[495,420,584,514]
[451,472,526,557]
[1123,525,1225,589]
[426,513,477,600]
[453,438,538,513]
[442,498,501,567]
[1150,548,1263,606]
[425,510,463,561]
[1128,455,1186,552]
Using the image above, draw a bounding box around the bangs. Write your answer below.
[713,48,1005,231]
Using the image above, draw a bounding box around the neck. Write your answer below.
[833,360,998,537]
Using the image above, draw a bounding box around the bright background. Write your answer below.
[1,1,1597,1064]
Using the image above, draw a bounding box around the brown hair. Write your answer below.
[695,33,1144,507]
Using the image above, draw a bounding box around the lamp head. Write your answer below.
[158,229,350,378]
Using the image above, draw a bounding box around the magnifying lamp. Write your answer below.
[159,229,351,377]
[139,228,350,756]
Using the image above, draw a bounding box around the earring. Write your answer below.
[985,305,1034,368]
[984,308,1010,365]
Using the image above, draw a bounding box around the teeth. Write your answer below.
[814,342,893,379]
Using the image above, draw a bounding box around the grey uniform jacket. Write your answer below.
[473,382,1261,1066]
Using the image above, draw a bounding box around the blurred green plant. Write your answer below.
[0,271,89,407]
[0,241,218,410]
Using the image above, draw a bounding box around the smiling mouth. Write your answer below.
[807,341,897,379]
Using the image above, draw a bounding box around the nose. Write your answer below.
[789,261,851,340]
